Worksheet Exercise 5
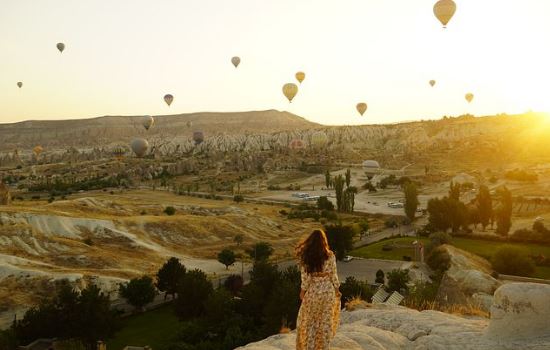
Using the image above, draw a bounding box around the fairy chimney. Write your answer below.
[0,182,11,205]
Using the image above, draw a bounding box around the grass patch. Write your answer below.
[107,304,180,350]
[351,236,550,279]
[352,237,429,260]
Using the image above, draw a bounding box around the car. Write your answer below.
[343,255,353,262]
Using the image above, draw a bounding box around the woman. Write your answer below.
[295,229,341,350]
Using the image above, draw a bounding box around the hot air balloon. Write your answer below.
[295,72,306,84]
[193,131,204,145]
[465,93,474,103]
[142,116,154,130]
[433,0,456,28]
[56,43,65,53]
[282,83,298,103]
[131,138,149,157]
[356,103,368,116]
[112,144,128,160]
[311,131,328,148]
[429,80,436,87]
[33,146,43,157]
[17,82,23,88]
[164,94,174,106]
[289,138,305,150]
[231,56,241,68]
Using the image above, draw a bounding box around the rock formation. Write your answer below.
[438,245,501,309]
[0,182,11,205]
[238,283,550,350]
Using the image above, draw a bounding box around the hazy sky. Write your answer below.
[1,0,549,125]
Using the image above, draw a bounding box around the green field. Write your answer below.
[351,237,550,279]
[107,304,180,350]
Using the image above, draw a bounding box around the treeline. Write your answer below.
[27,174,130,193]
[425,182,513,236]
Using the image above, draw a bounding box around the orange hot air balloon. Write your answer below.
[295,72,305,84]
[429,80,436,87]
[356,103,368,116]
[433,0,456,28]
[282,83,298,103]
[465,93,474,103]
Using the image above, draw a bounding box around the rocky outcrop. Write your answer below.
[238,283,550,350]
[438,245,501,307]
[0,182,10,205]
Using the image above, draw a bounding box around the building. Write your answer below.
[0,182,11,205]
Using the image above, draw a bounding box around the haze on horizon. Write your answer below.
[1,0,549,126]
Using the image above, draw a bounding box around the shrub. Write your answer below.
[83,238,94,246]
[164,206,176,216]
[384,218,398,228]
[317,196,334,211]
[233,195,244,203]
[427,231,453,253]
[426,246,451,276]
[386,269,410,293]
[339,276,373,304]
[375,269,385,284]
[492,245,535,277]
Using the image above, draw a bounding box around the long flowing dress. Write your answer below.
[296,252,341,350]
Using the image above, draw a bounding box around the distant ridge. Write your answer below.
[0,110,320,151]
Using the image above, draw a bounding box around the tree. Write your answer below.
[427,196,468,232]
[73,285,119,347]
[13,282,119,347]
[325,169,331,189]
[375,269,385,284]
[174,269,214,319]
[345,168,351,188]
[448,181,460,201]
[324,224,356,261]
[477,185,493,230]
[427,231,453,253]
[492,246,535,277]
[358,220,369,239]
[346,186,358,212]
[468,206,481,229]
[246,242,274,262]
[386,269,410,293]
[317,196,334,211]
[119,276,157,311]
[403,182,419,222]
[426,246,451,277]
[164,206,176,215]
[496,186,513,236]
[218,248,236,269]
[333,175,345,211]
[262,266,301,334]
[339,277,373,305]
[223,274,244,295]
[234,234,244,246]
[156,257,186,300]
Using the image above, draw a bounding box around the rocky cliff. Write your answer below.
[237,283,550,350]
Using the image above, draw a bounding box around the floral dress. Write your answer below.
[296,252,340,350]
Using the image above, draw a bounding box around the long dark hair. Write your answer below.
[296,229,331,274]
